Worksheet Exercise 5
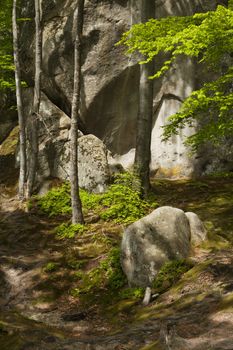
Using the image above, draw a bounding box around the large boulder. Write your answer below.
[22,89,110,193]
[121,206,191,287]
[53,134,110,193]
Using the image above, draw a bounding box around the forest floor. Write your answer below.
[0,138,233,349]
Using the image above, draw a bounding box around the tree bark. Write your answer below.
[12,0,27,200]
[70,0,85,224]
[27,0,42,197]
[134,0,155,197]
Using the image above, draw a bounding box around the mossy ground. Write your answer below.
[22,176,233,333]
[1,136,233,348]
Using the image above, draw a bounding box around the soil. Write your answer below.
[0,151,233,349]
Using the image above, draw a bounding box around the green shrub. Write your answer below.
[152,259,194,293]
[37,182,71,217]
[54,223,87,239]
[100,247,127,290]
[36,172,157,224]
[71,248,127,296]
[44,262,59,272]
[99,172,153,223]
[80,189,102,210]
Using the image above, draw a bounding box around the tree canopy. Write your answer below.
[119,3,233,150]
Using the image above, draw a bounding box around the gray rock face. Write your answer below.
[185,212,207,244]
[56,134,110,193]
[0,93,17,144]
[121,206,191,287]
[22,89,110,193]
[17,0,230,179]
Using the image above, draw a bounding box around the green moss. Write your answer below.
[43,262,59,272]
[172,259,213,293]
[152,259,194,294]
[107,299,137,316]
[218,292,233,311]
[70,248,127,297]
[209,171,233,178]
[0,126,19,156]
[119,287,145,300]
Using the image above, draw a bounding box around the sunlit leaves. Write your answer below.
[119,4,233,149]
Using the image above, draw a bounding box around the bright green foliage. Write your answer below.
[43,262,59,273]
[79,188,102,211]
[54,223,87,239]
[71,248,127,296]
[99,172,152,223]
[37,173,155,224]
[152,259,194,294]
[119,287,144,300]
[163,67,233,150]
[119,5,233,149]
[37,183,71,217]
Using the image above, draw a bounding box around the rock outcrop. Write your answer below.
[121,206,191,287]
[0,93,17,144]
[15,0,231,180]
[21,89,110,193]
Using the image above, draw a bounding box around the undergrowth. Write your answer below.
[69,248,146,303]
[36,182,71,217]
[54,223,87,239]
[36,172,156,224]
[152,259,194,294]
[70,248,127,297]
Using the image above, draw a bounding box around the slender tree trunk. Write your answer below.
[12,0,27,200]
[134,0,155,197]
[70,0,85,224]
[27,0,42,197]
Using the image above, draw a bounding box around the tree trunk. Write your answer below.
[70,0,85,224]
[134,0,155,197]
[12,0,27,200]
[27,0,42,197]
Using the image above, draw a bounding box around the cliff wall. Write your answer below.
[16,0,229,178]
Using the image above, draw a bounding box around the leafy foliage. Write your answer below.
[37,173,155,224]
[71,248,127,296]
[152,259,194,294]
[119,287,145,300]
[119,4,233,149]
[37,182,71,217]
[54,223,87,239]
[43,262,59,273]
[99,172,152,223]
